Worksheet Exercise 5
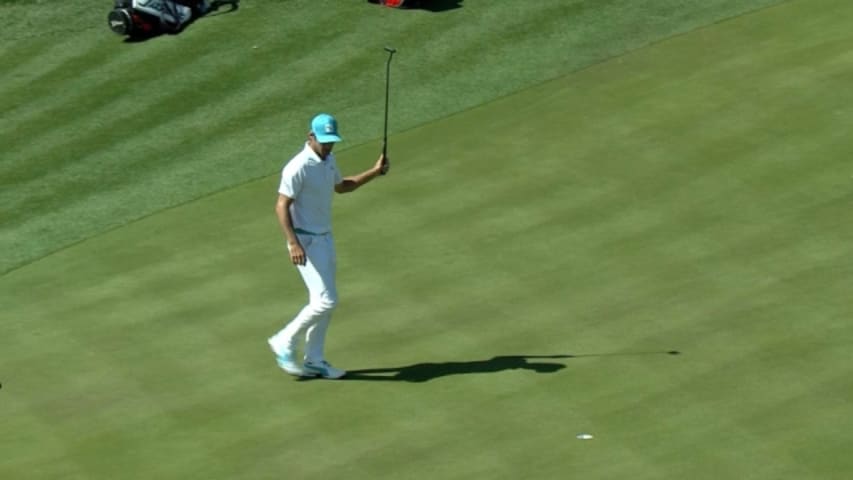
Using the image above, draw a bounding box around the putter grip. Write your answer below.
[380,143,389,175]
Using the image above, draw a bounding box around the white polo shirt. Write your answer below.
[279,143,343,235]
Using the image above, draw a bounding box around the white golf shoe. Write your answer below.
[303,360,347,379]
[268,339,309,377]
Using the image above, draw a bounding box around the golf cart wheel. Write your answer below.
[107,8,133,36]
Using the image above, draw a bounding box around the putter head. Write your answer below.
[384,46,397,54]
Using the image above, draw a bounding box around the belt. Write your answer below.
[294,228,328,236]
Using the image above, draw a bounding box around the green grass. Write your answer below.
[1,0,784,274]
[4,0,853,479]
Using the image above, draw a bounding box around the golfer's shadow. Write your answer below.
[344,355,571,382]
[342,351,681,382]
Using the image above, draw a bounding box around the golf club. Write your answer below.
[381,46,396,175]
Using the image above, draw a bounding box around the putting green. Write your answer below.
[2,0,853,479]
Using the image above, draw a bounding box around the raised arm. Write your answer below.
[335,154,390,194]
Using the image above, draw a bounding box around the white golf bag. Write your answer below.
[108,0,206,38]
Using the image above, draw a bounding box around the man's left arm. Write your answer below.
[335,154,389,194]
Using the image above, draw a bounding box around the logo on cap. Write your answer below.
[325,123,335,134]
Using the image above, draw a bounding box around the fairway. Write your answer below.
[3,0,853,479]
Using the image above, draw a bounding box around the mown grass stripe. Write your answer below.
[2,0,795,275]
[3,1,852,479]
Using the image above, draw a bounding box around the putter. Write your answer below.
[381,46,396,175]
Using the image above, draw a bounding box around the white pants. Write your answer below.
[270,232,338,362]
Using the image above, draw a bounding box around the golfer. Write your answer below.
[268,113,389,379]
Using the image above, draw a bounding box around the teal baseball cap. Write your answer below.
[310,113,342,143]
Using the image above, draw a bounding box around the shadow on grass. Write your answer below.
[205,0,240,17]
[334,351,680,382]
[368,0,463,12]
